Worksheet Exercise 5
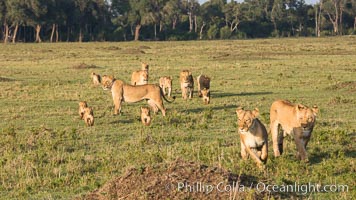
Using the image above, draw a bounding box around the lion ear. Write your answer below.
[297,104,305,110]
[252,108,259,118]
[236,107,244,115]
[108,75,114,80]
[312,105,318,116]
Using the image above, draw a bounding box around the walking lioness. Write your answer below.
[101,75,175,116]
[236,107,268,168]
[270,100,318,162]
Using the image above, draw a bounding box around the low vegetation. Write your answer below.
[0,37,355,199]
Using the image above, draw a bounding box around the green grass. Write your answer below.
[0,37,355,199]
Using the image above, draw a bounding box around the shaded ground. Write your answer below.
[81,159,267,200]
[72,63,100,69]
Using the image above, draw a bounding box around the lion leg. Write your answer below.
[189,87,194,99]
[168,87,172,98]
[161,86,167,96]
[271,121,282,157]
[240,140,248,160]
[260,142,268,164]
[113,97,122,115]
[244,145,264,168]
[293,128,308,162]
[155,100,166,116]
[147,100,159,114]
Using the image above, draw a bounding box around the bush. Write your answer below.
[220,26,231,39]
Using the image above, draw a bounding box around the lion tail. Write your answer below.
[160,87,176,103]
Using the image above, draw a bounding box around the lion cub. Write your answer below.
[159,76,172,97]
[236,107,268,168]
[270,100,318,162]
[141,107,152,126]
[197,74,211,104]
[91,72,101,86]
[179,70,194,100]
[78,101,94,126]
[78,101,88,119]
[83,107,94,126]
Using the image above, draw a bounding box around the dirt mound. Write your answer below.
[82,159,266,200]
[72,63,99,69]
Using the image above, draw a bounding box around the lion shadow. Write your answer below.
[213,91,273,98]
[183,104,237,113]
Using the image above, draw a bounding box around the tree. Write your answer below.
[223,1,242,33]
[5,0,28,43]
[162,0,183,30]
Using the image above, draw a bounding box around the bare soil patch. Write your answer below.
[82,159,266,199]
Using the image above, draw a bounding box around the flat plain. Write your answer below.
[0,37,355,199]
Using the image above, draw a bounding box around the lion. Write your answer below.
[179,70,194,100]
[131,70,148,86]
[83,107,94,126]
[270,100,318,162]
[91,72,101,86]
[236,107,268,168]
[141,107,152,126]
[141,62,149,71]
[131,62,149,86]
[197,74,211,104]
[101,75,175,116]
[159,76,172,98]
[78,101,88,119]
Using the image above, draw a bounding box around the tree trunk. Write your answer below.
[35,24,42,43]
[154,23,157,40]
[79,27,83,42]
[188,11,193,32]
[134,24,141,41]
[159,21,163,32]
[55,24,59,42]
[50,23,56,42]
[4,22,9,43]
[194,15,197,33]
[172,17,177,30]
[354,17,356,31]
[12,23,19,43]
[199,22,206,40]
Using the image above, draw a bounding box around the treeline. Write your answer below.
[0,0,355,43]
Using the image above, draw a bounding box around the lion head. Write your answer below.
[141,107,151,126]
[201,88,210,104]
[295,104,318,130]
[236,107,260,133]
[101,75,115,90]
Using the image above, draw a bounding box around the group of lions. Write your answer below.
[82,62,318,168]
[236,100,318,168]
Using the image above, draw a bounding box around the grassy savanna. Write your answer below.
[0,37,355,199]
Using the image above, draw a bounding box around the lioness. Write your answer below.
[179,70,194,100]
[83,107,94,126]
[101,75,175,116]
[159,76,172,98]
[236,107,268,168]
[197,74,211,104]
[270,100,318,162]
[141,107,152,126]
[91,72,101,86]
[78,101,88,119]
[131,70,148,86]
